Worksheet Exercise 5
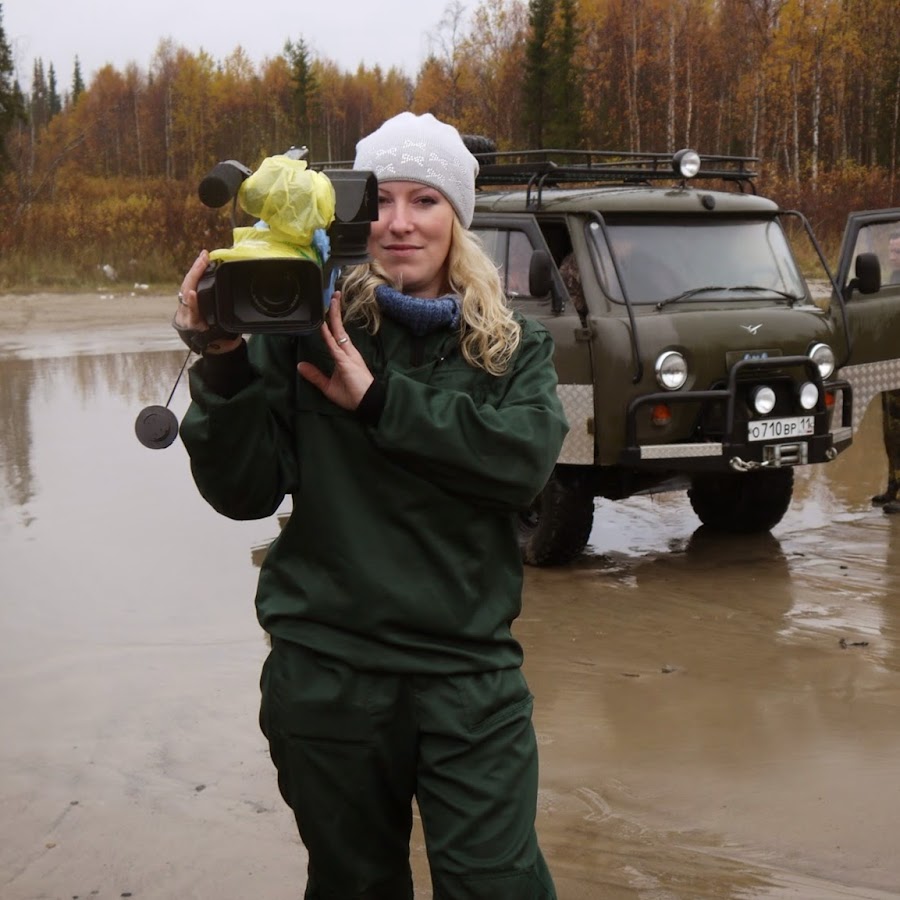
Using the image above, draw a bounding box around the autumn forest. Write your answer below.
[1,0,898,288]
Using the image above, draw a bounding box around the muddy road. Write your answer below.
[1,293,898,899]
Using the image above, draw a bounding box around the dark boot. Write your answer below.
[873,482,898,505]
[883,500,900,515]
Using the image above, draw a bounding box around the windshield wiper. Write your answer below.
[655,286,728,311]
[727,285,803,305]
[656,284,804,311]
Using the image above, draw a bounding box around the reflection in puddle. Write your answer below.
[514,403,900,896]
[780,593,886,641]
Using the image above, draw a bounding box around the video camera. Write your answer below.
[195,148,378,336]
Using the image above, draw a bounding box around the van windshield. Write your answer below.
[588,217,806,305]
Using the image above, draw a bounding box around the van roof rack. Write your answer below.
[313,144,759,203]
[471,148,758,192]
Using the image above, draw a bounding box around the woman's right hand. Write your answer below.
[175,250,243,355]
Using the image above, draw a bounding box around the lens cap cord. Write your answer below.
[134,349,193,449]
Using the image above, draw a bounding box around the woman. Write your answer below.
[174,112,567,899]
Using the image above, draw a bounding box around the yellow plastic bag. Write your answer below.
[208,226,323,264]
[238,155,335,245]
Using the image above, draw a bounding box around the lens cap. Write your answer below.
[135,405,179,449]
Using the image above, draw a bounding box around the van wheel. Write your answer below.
[519,468,594,566]
[688,468,794,533]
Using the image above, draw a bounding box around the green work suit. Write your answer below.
[260,639,556,898]
[180,310,568,898]
[880,389,900,500]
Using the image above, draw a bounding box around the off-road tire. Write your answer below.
[462,134,497,161]
[519,467,594,566]
[688,468,794,533]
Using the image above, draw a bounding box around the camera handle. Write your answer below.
[134,349,193,449]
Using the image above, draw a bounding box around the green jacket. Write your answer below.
[180,313,569,675]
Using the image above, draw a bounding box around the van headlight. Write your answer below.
[655,351,688,390]
[809,343,835,379]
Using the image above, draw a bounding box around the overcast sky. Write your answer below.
[5,0,459,90]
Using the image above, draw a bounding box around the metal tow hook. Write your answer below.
[729,457,769,472]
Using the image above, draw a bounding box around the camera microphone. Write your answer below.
[198,160,253,208]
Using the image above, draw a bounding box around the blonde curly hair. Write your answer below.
[340,219,522,376]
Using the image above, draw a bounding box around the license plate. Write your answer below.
[747,416,814,442]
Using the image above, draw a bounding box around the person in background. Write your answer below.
[172,112,566,899]
[887,231,900,285]
[559,253,586,314]
[872,233,900,514]
[872,390,900,514]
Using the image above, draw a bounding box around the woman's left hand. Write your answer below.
[174,250,243,355]
[297,292,374,410]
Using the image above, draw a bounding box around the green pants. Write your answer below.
[259,638,556,900]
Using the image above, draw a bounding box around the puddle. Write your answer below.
[2,294,899,898]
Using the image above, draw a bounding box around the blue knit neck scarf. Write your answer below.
[375,285,461,337]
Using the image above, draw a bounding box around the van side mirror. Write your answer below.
[843,251,881,300]
[528,249,566,313]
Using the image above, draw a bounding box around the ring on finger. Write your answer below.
[337,336,349,345]
[178,291,188,306]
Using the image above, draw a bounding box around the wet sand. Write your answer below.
[0,290,182,357]
[2,291,899,899]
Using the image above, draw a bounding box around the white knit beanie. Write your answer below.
[354,112,479,228]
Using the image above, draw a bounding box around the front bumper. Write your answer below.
[621,356,854,472]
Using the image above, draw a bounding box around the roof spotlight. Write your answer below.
[673,149,701,179]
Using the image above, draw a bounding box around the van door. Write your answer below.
[470,214,567,314]
[471,212,594,466]
[834,209,900,433]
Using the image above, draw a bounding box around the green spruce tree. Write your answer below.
[30,59,48,130]
[522,0,555,148]
[72,55,85,102]
[284,37,320,150]
[48,63,62,118]
[0,2,27,176]
[546,0,582,148]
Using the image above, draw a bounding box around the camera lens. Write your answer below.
[249,266,304,319]
[215,259,323,333]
